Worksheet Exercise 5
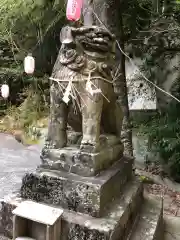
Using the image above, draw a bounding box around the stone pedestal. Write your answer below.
[0,177,164,240]
[21,158,132,217]
[0,150,164,240]
[0,131,164,240]
[41,134,124,177]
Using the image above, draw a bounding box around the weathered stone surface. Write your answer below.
[132,128,149,169]
[0,193,22,238]
[0,178,143,240]
[128,196,164,240]
[40,135,124,177]
[0,134,40,199]
[20,157,132,217]
[125,57,157,110]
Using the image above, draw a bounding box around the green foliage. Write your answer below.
[0,0,65,77]
[1,82,49,132]
[139,102,180,182]
[17,88,48,127]
[0,0,66,115]
[0,0,65,46]
[0,0,66,71]
[125,1,180,182]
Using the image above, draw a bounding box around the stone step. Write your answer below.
[40,141,124,177]
[0,177,143,240]
[127,196,164,240]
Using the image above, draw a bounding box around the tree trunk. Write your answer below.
[83,0,133,157]
[115,13,133,157]
[152,0,161,14]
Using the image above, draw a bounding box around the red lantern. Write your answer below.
[66,0,83,21]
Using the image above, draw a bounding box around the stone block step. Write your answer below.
[41,135,124,177]
[20,157,133,217]
[61,178,143,239]
[127,196,164,240]
[0,178,143,240]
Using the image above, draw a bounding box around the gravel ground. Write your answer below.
[0,133,40,199]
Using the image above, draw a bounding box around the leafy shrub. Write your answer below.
[0,0,65,112]
[139,99,180,182]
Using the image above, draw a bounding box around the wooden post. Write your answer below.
[46,225,50,240]
[13,215,16,240]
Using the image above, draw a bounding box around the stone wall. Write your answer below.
[125,53,180,110]
[125,58,157,110]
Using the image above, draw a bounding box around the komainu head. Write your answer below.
[59,25,116,71]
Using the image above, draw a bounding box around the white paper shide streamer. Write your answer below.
[86,73,101,96]
[1,84,9,99]
[24,54,35,74]
[86,80,94,95]
[62,80,72,104]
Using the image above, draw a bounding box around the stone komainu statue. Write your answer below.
[41,26,123,176]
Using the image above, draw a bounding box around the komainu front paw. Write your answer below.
[80,139,100,153]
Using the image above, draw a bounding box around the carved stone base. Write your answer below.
[20,158,132,217]
[41,134,124,177]
[0,178,144,240]
[0,178,164,240]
